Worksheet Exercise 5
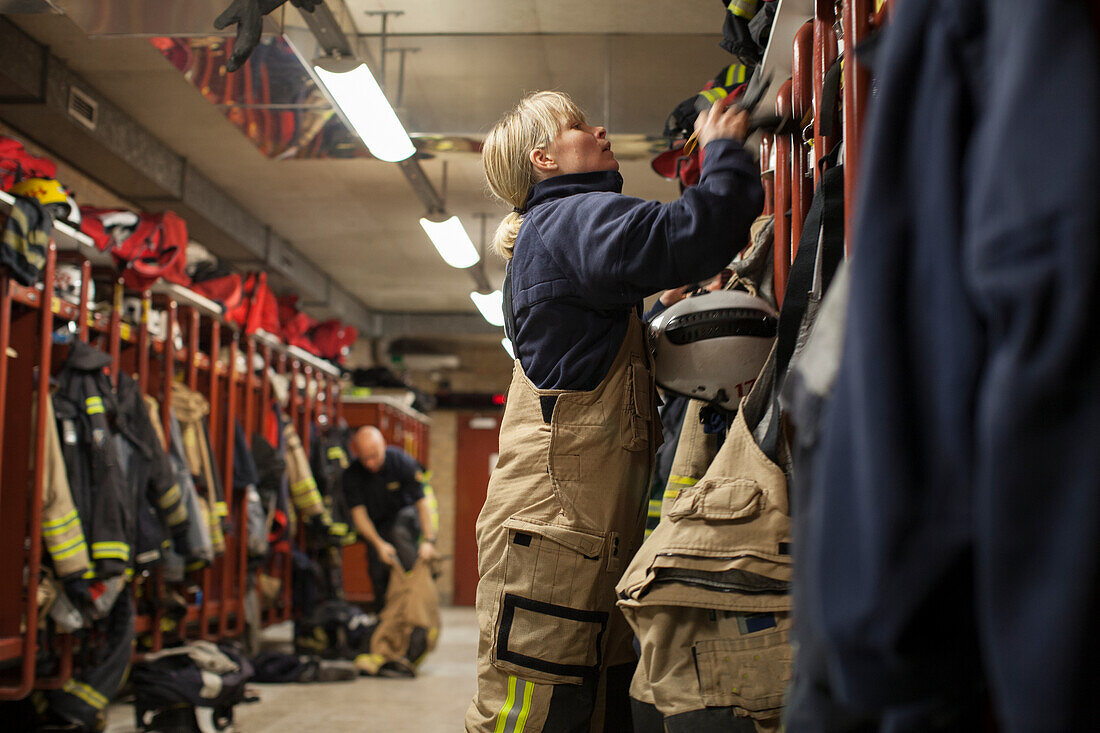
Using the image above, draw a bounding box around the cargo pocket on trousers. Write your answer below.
[693,629,792,713]
[492,517,609,685]
[622,356,653,452]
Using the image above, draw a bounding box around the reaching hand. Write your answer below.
[417,541,438,563]
[694,96,752,149]
[659,284,696,307]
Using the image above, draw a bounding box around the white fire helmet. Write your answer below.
[649,290,778,410]
[53,263,93,306]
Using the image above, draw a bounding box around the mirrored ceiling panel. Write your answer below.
[151,35,369,159]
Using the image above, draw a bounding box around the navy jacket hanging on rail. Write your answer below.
[800,0,1100,729]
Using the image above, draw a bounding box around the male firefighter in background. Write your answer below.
[344,426,436,605]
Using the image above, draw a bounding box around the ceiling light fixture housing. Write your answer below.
[419,215,480,269]
[470,289,505,327]
[313,55,415,162]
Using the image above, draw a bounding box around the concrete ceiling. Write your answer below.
[3,1,733,330]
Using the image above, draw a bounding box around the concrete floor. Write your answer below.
[106,606,477,732]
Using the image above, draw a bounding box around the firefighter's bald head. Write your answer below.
[352,426,386,472]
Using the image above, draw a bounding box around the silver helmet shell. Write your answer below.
[649,290,778,410]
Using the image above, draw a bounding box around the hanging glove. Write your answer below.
[214,0,324,72]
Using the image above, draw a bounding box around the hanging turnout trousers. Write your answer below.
[617,351,791,733]
[466,312,660,733]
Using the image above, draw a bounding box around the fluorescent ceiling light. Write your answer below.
[419,216,480,269]
[470,290,505,327]
[313,58,415,162]
[501,337,515,359]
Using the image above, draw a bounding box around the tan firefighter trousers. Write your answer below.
[466,313,660,733]
[618,349,793,733]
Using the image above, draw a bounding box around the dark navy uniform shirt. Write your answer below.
[342,446,424,530]
[508,138,764,391]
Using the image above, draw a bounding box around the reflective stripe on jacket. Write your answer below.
[171,382,226,554]
[52,340,131,579]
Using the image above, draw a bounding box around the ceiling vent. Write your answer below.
[67,86,98,131]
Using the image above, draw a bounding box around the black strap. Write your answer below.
[775,164,846,384]
[818,56,843,139]
[758,163,846,460]
[502,263,517,347]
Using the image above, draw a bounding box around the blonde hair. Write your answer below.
[483,91,586,260]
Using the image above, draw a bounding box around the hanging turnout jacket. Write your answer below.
[171,382,226,554]
[146,395,214,579]
[802,1,1100,728]
[113,372,190,569]
[52,340,132,578]
[167,410,216,574]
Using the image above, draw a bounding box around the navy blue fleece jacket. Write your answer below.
[507,138,764,390]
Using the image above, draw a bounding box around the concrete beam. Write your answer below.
[373,311,501,338]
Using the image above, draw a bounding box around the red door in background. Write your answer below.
[454,412,502,606]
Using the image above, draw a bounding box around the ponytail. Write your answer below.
[493,211,524,260]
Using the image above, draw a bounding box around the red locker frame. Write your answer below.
[0,197,346,698]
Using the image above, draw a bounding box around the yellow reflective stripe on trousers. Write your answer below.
[647,499,662,517]
[494,675,533,733]
[665,474,699,503]
[62,678,108,709]
[84,396,104,415]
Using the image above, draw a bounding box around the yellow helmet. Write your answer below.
[8,177,68,205]
[8,177,81,228]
